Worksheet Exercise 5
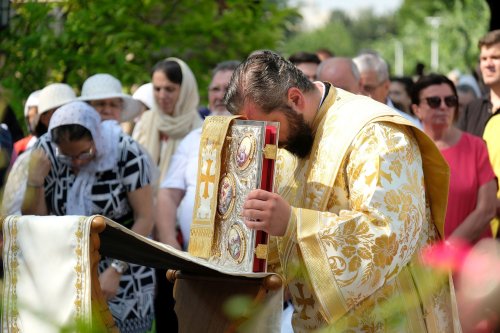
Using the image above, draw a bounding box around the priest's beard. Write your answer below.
[280,106,314,158]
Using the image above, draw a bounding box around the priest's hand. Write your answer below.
[99,267,121,300]
[242,189,291,236]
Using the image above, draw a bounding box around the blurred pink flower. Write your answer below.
[420,239,471,272]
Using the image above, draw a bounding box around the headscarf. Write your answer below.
[24,90,41,117]
[132,82,154,110]
[48,101,122,215]
[132,57,202,183]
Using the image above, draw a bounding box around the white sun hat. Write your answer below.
[79,73,142,122]
[132,82,154,110]
[23,90,41,117]
[38,83,77,115]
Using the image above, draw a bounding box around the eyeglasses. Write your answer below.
[421,95,458,108]
[56,146,95,165]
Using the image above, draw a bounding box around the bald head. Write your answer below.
[317,57,361,94]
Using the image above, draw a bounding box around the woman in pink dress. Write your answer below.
[411,73,497,244]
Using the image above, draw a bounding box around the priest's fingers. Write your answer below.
[243,197,268,211]
[244,219,265,232]
[243,210,286,236]
[243,190,291,236]
[246,189,274,201]
[242,208,267,222]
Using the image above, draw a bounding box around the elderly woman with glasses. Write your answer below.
[411,73,497,244]
[22,101,155,332]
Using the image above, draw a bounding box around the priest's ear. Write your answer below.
[287,87,305,111]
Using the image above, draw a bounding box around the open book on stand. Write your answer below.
[188,116,279,273]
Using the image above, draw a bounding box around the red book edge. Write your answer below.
[253,124,276,272]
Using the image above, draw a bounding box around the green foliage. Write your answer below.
[373,0,491,76]
[280,18,355,57]
[280,9,397,58]
[280,0,490,78]
[396,0,453,28]
[0,0,298,121]
[223,294,254,319]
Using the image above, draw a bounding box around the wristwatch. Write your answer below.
[110,259,129,274]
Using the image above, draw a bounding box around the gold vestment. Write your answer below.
[270,87,460,332]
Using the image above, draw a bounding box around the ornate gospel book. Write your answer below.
[188,116,279,273]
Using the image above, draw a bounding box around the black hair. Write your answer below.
[288,51,320,65]
[51,124,92,144]
[410,73,458,106]
[390,76,414,96]
[152,60,183,84]
[224,50,315,115]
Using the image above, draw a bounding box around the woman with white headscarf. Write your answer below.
[132,57,202,185]
[22,101,155,332]
[132,57,202,332]
[1,84,77,216]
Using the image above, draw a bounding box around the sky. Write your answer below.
[290,0,404,30]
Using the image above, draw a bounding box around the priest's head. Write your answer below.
[224,50,319,158]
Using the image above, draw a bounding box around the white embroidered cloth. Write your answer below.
[2,215,93,332]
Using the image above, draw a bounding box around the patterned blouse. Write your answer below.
[36,132,151,228]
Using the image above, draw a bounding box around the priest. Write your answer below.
[224,50,461,332]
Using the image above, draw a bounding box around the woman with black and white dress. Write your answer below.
[22,101,155,333]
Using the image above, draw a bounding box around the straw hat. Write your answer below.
[132,82,154,110]
[38,83,77,115]
[79,73,142,122]
[24,90,41,117]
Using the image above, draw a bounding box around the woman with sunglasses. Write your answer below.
[411,73,497,244]
[22,101,155,332]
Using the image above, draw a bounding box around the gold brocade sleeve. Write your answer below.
[281,122,427,325]
[276,207,297,275]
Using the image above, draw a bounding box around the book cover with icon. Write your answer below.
[188,116,279,273]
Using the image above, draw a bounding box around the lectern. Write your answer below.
[2,215,283,332]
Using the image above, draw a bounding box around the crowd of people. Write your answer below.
[0,27,499,333]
